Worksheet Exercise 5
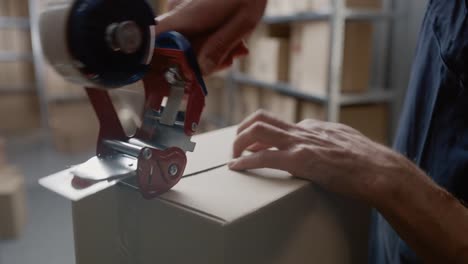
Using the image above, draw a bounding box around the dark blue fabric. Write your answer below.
[369,1,468,263]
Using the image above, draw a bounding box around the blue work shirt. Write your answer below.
[370,0,468,263]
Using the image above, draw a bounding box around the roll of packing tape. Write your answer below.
[40,0,156,88]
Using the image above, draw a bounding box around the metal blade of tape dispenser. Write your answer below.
[39,155,137,201]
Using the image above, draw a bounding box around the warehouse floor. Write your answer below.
[0,134,93,264]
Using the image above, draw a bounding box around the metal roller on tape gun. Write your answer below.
[38,0,207,201]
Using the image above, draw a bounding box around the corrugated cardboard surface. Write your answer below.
[290,21,331,96]
[266,0,381,14]
[246,35,289,83]
[299,102,389,145]
[233,86,262,124]
[73,127,370,263]
[0,166,26,240]
[49,100,99,153]
[0,93,40,135]
[260,90,298,123]
[342,22,373,93]
[340,104,389,145]
[346,0,382,9]
[290,21,374,96]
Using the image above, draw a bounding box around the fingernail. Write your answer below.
[228,159,238,170]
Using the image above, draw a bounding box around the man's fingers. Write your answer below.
[196,5,261,74]
[247,143,271,153]
[156,0,265,74]
[233,122,294,158]
[215,42,249,71]
[167,0,185,11]
[231,41,249,57]
[238,110,294,135]
[156,1,235,36]
[228,150,291,172]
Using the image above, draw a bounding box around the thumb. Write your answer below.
[167,0,185,10]
[215,42,249,72]
[155,0,235,36]
[197,15,255,74]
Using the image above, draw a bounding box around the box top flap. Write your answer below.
[39,127,237,201]
[157,126,309,223]
[184,126,237,175]
[159,166,308,223]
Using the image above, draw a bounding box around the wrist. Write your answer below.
[367,151,423,211]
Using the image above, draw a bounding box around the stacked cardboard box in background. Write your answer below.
[298,102,389,144]
[267,0,381,15]
[0,1,32,237]
[30,0,390,152]
[0,0,40,135]
[48,100,100,153]
[32,0,389,146]
[0,0,34,88]
[199,72,230,132]
[0,138,27,240]
[289,21,373,95]
[226,0,391,145]
[153,0,170,13]
[44,67,98,153]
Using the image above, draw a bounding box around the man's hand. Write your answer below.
[229,110,468,263]
[156,0,267,75]
[229,110,420,206]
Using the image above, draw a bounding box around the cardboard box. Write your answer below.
[260,89,298,123]
[290,21,373,96]
[0,166,26,240]
[233,85,262,124]
[154,0,170,13]
[45,65,86,99]
[0,93,40,135]
[246,36,290,83]
[0,61,35,89]
[266,0,296,16]
[0,1,10,17]
[73,127,370,264]
[0,26,34,91]
[309,0,382,11]
[342,22,374,93]
[233,86,297,124]
[49,100,99,153]
[0,28,14,51]
[299,102,389,144]
[8,0,29,17]
[266,0,381,16]
[11,28,32,54]
[0,28,32,53]
[340,104,389,145]
[202,74,227,123]
[346,0,382,9]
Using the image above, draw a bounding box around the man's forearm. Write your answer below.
[376,160,468,263]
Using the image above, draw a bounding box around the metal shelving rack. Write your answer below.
[226,0,396,137]
[27,0,397,139]
[0,16,34,93]
[27,0,50,135]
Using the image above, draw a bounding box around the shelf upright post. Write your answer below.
[382,0,396,144]
[29,0,50,137]
[327,0,346,122]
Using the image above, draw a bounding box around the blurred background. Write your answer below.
[0,0,427,263]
